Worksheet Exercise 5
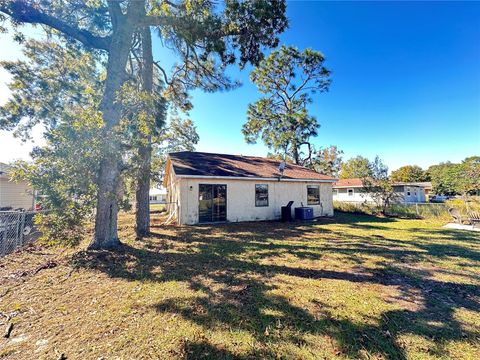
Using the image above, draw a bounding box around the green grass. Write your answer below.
[0,213,479,359]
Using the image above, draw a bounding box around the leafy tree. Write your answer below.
[11,111,103,245]
[339,156,371,179]
[459,156,480,195]
[151,115,199,185]
[0,0,288,249]
[361,156,399,215]
[1,39,104,243]
[0,39,103,137]
[310,145,343,177]
[428,162,462,195]
[428,157,479,197]
[242,45,331,165]
[391,165,429,183]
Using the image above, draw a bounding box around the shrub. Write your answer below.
[446,197,480,214]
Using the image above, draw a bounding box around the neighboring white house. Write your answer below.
[333,178,426,204]
[0,163,35,210]
[149,187,167,204]
[163,151,336,225]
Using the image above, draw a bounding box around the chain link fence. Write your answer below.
[0,211,43,257]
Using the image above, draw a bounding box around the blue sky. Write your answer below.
[172,1,480,170]
[1,1,479,171]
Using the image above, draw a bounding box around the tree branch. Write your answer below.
[0,0,111,51]
[153,61,172,85]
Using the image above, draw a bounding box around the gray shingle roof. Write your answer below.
[168,152,335,181]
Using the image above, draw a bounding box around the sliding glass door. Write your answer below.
[198,184,227,223]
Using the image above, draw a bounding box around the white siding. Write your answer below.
[0,178,34,210]
[170,177,334,225]
[403,186,426,203]
[333,187,375,203]
[333,185,426,204]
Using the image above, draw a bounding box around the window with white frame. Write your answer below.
[348,189,354,196]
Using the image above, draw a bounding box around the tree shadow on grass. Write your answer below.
[72,217,480,359]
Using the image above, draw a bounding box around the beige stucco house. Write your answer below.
[163,152,336,225]
[0,163,35,210]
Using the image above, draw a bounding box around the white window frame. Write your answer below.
[348,188,354,196]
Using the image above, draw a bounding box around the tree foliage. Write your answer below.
[242,45,331,165]
[391,165,429,183]
[2,40,104,243]
[0,39,103,137]
[309,145,343,177]
[428,157,480,195]
[360,156,399,214]
[10,110,104,245]
[152,115,200,185]
[1,0,288,249]
[339,156,371,179]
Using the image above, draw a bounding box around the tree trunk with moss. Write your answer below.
[91,5,142,249]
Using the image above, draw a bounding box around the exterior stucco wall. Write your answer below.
[165,167,181,220]
[174,178,334,225]
[0,177,34,210]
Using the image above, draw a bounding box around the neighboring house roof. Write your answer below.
[334,178,430,188]
[391,182,428,187]
[333,178,364,188]
[0,163,11,179]
[0,162,10,173]
[167,151,335,181]
[408,182,432,189]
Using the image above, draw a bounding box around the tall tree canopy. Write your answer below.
[428,156,480,195]
[339,156,371,179]
[242,45,331,165]
[391,165,429,183]
[459,156,480,195]
[0,0,288,249]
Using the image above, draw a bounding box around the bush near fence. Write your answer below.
[445,198,480,214]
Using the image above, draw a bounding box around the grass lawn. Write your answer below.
[0,212,479,359]
[150,203,166,212]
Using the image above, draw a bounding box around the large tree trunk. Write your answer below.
[291,142,300,165]
[89,4,142,249]
[135,27,154,238]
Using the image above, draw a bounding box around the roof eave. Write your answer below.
[174,174,336,183]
